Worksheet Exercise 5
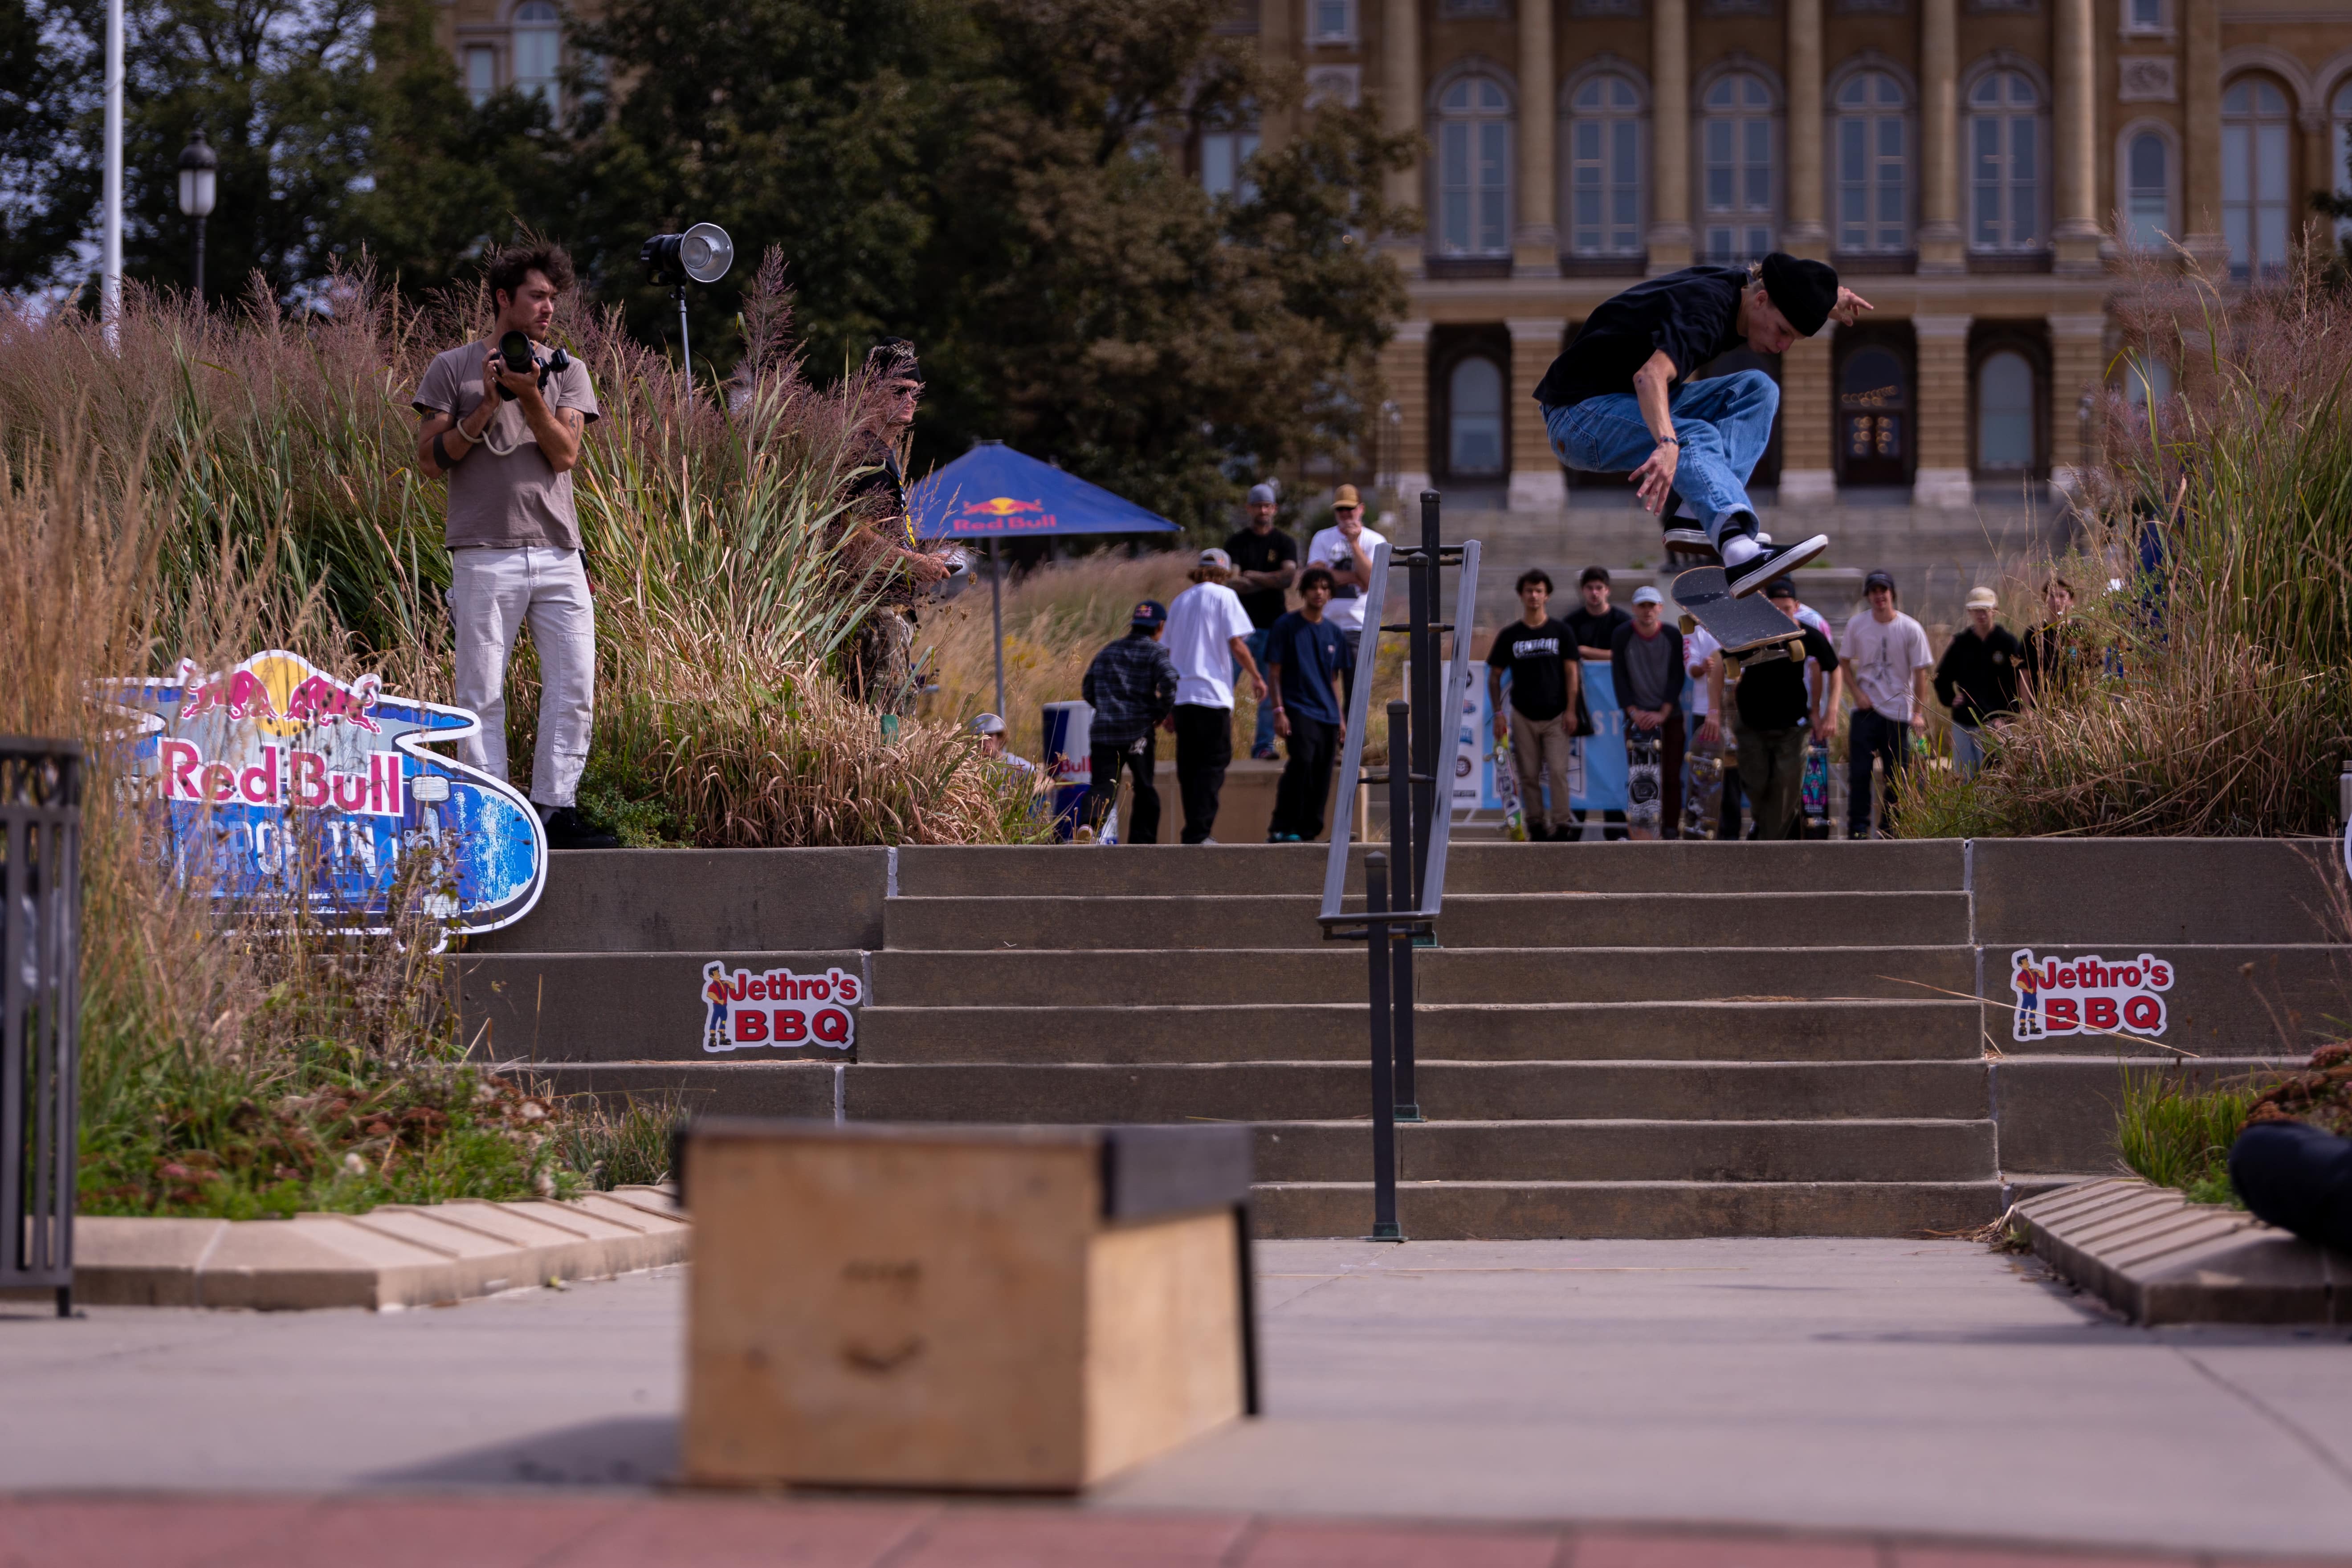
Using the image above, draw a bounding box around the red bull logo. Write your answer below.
[176,654,382,735]
[955,496,1057,534]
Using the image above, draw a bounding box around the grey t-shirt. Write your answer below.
[1617,622,1681,712]
[412,340,600,550]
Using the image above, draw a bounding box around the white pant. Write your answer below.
[448,546,595,807]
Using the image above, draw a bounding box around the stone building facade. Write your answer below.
[1236,0,2352,512]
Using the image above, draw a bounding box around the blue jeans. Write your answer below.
[1951,721,1986,778]
[1542,370,1780,547]
[1235,627,1277,754]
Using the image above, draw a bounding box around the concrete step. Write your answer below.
[1255,1118,1995,1183]
[870,945,1976,1006]
[895,839,1965,899]
[840,1059,1987,1123]
[1251,1179,2008,1239]
[470,848,886,954]
[882,890,1969,952]
[854,1000,1985,1065]
[457,951,866,1065]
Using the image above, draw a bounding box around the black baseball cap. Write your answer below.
[1864,570,1897,594]
[1764,577,1798,599]
[1130,599,1167,629]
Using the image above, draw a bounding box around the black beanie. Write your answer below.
[1759,253,1840,338]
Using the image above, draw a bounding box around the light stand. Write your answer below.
[639,222,734,391]
[177,128,218,300]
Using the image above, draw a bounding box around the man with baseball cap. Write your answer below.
[1226,482,1297,760]
[970,711,1033,773]
[1536,254,1873,598]
[1080,599,1180,843]
[1933,585,2022,778]
[1611,584,1687,839]
[1306,484,1386,712]
[1164,548,1268,843]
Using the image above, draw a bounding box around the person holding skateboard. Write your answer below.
[1708,578,1839,839]
[1611,586,1686,840]
[1486,568,1581,842]
[1535,255,1873,598]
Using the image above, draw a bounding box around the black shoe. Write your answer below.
[1727,535,1830,598]
[542,806,620,849]
[1524,822,1549,842]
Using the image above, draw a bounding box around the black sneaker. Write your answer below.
[542,806,620,849]
[1728,535,1830,598]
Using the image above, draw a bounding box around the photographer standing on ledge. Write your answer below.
[413,242,616,849]
[843,338,956,713]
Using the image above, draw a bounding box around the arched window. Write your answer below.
[1436,76,1513,257]
[1568,73,1644,258]
[1701,73,1775,263]
[465,45,496,108]
[1977,350,2036,471]
[512,0,560,110]
[2223,78,2293,279]
[2124,130,2170,249]
[1840,346,1909,483]
[1834,71,1907,253]
[1449,357,1505,476]
[1967,70,2041,251]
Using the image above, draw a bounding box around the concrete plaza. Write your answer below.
[4,1237,2350,1563]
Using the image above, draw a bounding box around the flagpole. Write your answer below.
[102,0,124,342]
[990,539,1007,723]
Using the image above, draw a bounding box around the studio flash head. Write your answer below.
[640,222,734,286]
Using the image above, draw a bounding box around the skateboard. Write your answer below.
[1801,737,1831,837]
[1671,566,1807,664]
[1493,733,1527,841]
[1685,747,1724,839]
[1626,732,1663,832]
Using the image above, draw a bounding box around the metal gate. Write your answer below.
[3,738,81,1316]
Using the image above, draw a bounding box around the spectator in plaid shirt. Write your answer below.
[1080,599,1179,843]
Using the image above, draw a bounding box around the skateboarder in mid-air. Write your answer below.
[1536,253,1873,598]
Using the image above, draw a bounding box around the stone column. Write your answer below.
[1778,335,1836,502]
[1383,321,1434,511]
[1507,319,1568,512]
[2180,0,2227,268]
[1515,0,1558,274]
[2047,313,2108,492]
[1783,0,1828,257]
[1916,0,1964,270]
[1912,316,1974,508]
[1382,0,1423,256]
[1647,0,1693,271]
[2051,0,2103,270]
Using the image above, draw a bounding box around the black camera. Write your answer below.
[494,330,571,402]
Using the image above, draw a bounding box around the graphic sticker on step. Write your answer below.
[702,961,859,1053]
[2008,949,2172,1043]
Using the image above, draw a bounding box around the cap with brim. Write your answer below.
[1131,599,1167,627]
[1199,547,1233,571]
[1965,586,1998,609]
[1247,482,1278,506]
[1761,253,1840,338]
[1631,585,1663,606]
[971,712,1006,735]
[1765,577,1798,599]
[1332,484,1362,508]
[1864,570,1897,592]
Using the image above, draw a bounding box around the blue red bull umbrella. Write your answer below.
[906,440,1181,719]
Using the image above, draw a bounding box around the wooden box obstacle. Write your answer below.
[681,1120,1258,1492]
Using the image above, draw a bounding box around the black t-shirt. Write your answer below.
[1563,604,1631,656]
[1486,618,1575,722]
[1225,525,1299,629]
[1533,266,1751,410]
[1736,625,1839,732]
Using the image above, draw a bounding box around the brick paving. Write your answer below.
[0,1498,2343,1568]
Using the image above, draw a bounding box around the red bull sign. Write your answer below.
[98,650,546,936]
[950,495,1060,535]
[701,961,859,1053]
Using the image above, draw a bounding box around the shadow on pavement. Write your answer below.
[365,1415,677,1489]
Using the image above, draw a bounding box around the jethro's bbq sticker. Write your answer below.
[701,961,858,1053]
[2009,949,2173,1042]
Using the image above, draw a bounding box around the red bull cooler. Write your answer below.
[1042,700,1093,841]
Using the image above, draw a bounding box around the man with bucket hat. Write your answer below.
[1536,254,1873,598]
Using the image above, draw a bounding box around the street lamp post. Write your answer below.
[176,128,218,301]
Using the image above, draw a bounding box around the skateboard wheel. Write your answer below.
[1786,637,1806,660]
[1677,614,1697,636]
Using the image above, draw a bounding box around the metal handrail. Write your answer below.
[1317,538,1481,935]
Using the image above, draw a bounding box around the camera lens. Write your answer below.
[499,331,534,373]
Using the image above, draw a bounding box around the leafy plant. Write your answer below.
[2117,1070,2261,1206]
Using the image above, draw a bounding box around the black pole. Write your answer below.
[1413,491,1443,896]
[192,214,205,302]
[1364,852,1402,1241]
[1385,700,1421,1122]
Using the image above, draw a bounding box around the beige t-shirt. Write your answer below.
[412,340,601,550]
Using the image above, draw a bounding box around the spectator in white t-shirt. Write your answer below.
[1163,548,1267,843]
[1840,569,1933,838]
[1304,484,1387,712]
[1686,623,1740,839]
